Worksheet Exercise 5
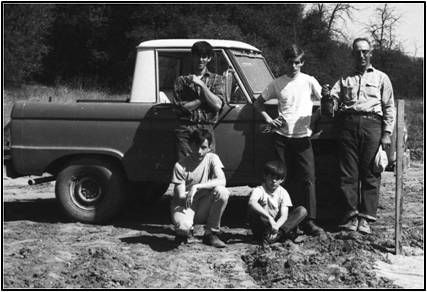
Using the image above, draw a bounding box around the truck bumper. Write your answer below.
[3,149,20,178]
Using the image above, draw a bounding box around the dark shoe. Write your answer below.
[203,233,226,248]
[174,234,189,245]
[304,220,325,236]
[339,216,358,232]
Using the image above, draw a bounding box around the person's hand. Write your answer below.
[381,132,392,150]
[265,116,283,128]
[191,75,206,88]
[321,84,331,97]
[268,217,279,232]
[186,185,199,208]
[212,187,220,200]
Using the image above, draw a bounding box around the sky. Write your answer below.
[304,2,425,57]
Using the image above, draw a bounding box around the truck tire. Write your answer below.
[55,158,125,223]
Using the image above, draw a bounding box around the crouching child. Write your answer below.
[248,161,307,245]
[171,128,230,248]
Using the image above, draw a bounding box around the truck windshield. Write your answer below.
[231,50,274,94]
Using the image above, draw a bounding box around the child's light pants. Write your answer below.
[171,186,229,235]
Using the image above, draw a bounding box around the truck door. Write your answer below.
[215,72,256,186]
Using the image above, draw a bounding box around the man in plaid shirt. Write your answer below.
[173,41,225,160]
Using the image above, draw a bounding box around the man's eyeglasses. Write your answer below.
[354,50,371,55]
[287,60,303,65]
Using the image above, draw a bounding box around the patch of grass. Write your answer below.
[3,84,128,126]
[403,99,424,161]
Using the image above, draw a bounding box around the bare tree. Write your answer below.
[310,3,357,40]
[366,4,401,51]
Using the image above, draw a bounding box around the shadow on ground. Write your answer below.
[3,195,251,229]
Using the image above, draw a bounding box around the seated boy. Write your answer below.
[171,128,230,248]
[248,160,307,245]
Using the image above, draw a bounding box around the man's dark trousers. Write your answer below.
[337,113,382,222]
[273,134,317,220]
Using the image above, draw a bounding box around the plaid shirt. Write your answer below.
[173,70,225,124]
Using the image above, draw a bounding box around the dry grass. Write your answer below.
[404,99,424,160]
[3,84,128,126]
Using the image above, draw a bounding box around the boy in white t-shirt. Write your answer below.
[248,161,307,245]
[253,44,326,236]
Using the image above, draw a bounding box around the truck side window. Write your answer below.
[157,50,243,104]
[158,52,191,103]
[211,51,247,104]
[229,79,247,104]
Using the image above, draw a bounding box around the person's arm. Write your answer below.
[186,155,227,206]
[189,156,226,192]
[191,75,223,111]
[311,77,322,101]
[275,204,289,231]
[253,95,284,128]
[171,162,187,202]
[180,99,202,111]
[328,79,342,111]
[174,182,186,201]
[173,76,202,111]
[380,74,395,149]
[248,190,276,228]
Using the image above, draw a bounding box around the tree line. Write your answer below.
[3,3,423,98]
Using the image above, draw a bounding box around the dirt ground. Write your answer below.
[2,162,424,289]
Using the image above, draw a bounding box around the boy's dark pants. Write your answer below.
[273,134,317,220]
[248,206,307,242]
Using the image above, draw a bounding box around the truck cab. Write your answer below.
[128,39,285,186]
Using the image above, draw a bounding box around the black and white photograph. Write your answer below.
[2,1,425,289]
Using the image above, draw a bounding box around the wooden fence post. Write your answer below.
[395,99,405,255]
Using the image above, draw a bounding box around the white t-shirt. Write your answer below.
[172,152,224,189]
[261,72,322,138]
[249,185,292,219]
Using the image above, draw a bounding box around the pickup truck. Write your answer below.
[4,39,405,223]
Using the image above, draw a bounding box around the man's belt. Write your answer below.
[339,111,382,120]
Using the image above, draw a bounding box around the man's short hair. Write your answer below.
[352,38,371,50]
[263,160,286,180]
[189,128,213,146]
[283,44,305,61]
[191,41,214,57]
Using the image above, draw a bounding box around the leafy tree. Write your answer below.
[3,4,54,85]
[3,3,422,99]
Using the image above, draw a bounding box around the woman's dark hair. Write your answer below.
[283,44,305,61]
[263,160,286,180]
[189,128,213,146]
[191,41,214,57]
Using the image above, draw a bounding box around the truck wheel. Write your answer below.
[55,159,125,223]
